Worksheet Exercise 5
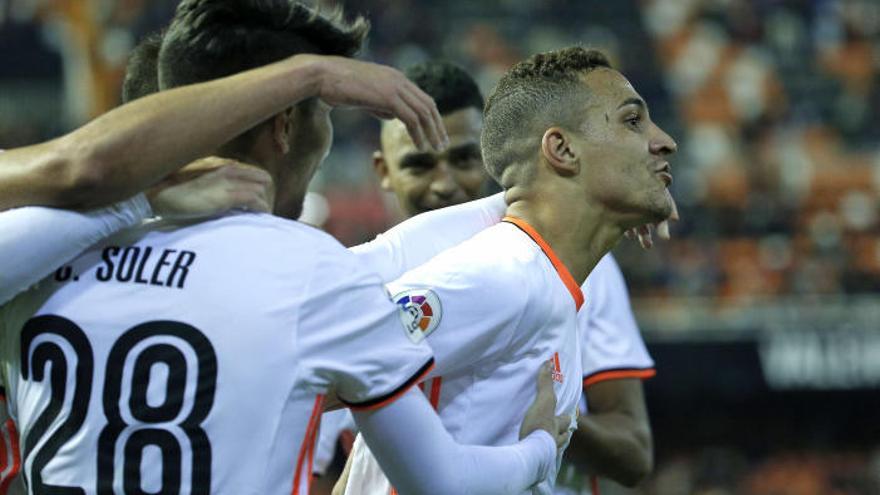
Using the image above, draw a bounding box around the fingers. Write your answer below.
[397,85,447,152]
[554,415,571,448]
[668,191,680,221]
[402,83,448,149]
[391,97,429,152]
[637,224,653,250]
[228,182,272,213]
[656,220,671,240]
[536,360,555,396]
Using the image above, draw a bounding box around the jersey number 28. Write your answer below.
[20,314,217,494]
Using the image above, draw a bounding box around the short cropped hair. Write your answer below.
[404,60,483,116]
[122,31,163,103]
[159,0,369,90]
[482,47,612,184]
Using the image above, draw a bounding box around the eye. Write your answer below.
[449,145,483,169]
[625,114,642,130]
[400,153,436,172]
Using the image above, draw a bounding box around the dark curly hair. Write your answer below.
[482,47,612,185]
[122,31,163,103]
[404,60,484,116]
[159,0,369,90]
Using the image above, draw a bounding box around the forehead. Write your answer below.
[381,107,482,155]
[579,68,644,111]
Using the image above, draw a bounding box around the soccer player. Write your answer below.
[330,60,658,495]
[0,0,447,304]
[343,48,677,494]
[0,2,566,494]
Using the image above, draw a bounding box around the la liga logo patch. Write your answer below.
[394,289,442,344]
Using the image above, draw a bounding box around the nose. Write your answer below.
[649,124,677,156]
[430,162,457,198]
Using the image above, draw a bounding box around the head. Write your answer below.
[375,60,488,217]
[482,46,677,228]
[122,31,163,103]
[159,0,368,219]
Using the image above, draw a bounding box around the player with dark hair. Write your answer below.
[0,2,568,494]
[0,0,448,304]
[373,60,489,217]
[344,46,676,494]
[122,31,164,103]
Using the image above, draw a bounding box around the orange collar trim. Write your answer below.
[502,216,585,311]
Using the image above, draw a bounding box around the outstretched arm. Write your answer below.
[350,363,567,495]
[353,389,554,495]
[0,54,445,211]
[350,193,506,282]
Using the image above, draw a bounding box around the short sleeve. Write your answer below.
[579,254,655,388]
[349,193,506,283]
[297,246,435,411]
[385,250,527,378]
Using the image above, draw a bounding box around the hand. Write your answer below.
[306,55,449,152]
[148,156,275,219]
[520,361,571,448]
[624,193,679,249]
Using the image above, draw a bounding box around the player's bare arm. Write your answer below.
[0,55,445,212]
[564,378,653,487]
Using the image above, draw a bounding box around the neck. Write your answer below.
[504,185,624,285]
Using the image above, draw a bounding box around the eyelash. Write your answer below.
[626,114,642,129]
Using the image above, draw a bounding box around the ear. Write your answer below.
[540,127,578,176]
[271,108,295,155]
[373,151,392,190]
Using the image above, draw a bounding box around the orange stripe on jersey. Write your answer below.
[428,377,442,410]
[0,419,20,495]
[341,359,435,412]
[582,368,656,388]
[502,217,585,310]
[291,394,324,495]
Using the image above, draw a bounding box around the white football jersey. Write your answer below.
[579,254,654,392]
[345,217,584,495]
[0,214,434,495]
[554,254,655,495]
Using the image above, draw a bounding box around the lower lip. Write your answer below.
[656,172,673,186]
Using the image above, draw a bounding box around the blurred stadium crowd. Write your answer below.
[1,0,879,494]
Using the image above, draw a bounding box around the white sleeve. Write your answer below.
[352,388,555,495]
[385,252,528,378]
[579,254,655,388]
[350,193,506,282]
[0,195,152,305]
[297,246,435,409]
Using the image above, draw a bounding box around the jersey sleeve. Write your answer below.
[0,195,152,305]
[579,254,655,388]
[349,193,506,283]
[351,388,555,495]
[297,247,435,411]
[385,252,527,378]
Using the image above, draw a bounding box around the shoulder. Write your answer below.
[391,223,536,298]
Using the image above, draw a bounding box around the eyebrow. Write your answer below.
[617,97,646,111]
